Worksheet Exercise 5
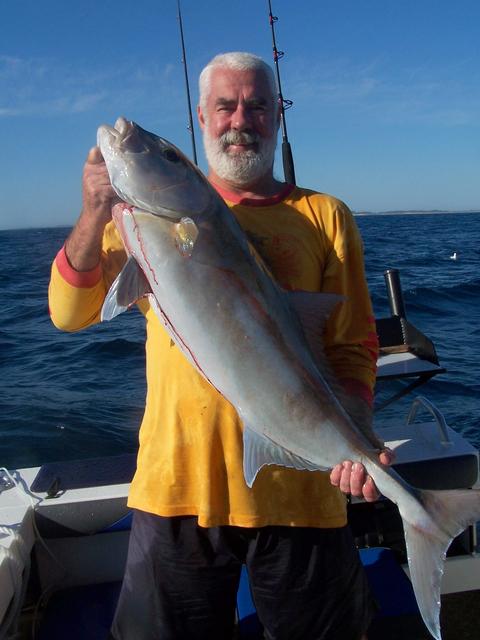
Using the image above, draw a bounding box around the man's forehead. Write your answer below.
[208,67,272,101]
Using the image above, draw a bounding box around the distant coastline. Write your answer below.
[1,210,480,232]
[353,209,480,217]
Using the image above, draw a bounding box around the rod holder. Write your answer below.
[384,269,406,318]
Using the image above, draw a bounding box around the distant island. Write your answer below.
[353,209,480,216]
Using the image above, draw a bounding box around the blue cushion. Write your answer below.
[359,547,419,616]
[37,582,121,640]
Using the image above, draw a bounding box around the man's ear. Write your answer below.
[197,105,206,131]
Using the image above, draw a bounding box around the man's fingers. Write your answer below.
[330,448,396,499]
[83,148,113,193]
[350,463,367,496]
[362,476,380,502]
[339,460,353,494]
[330,464,342,486]
[331,461,367,496]
[379,448,395,466]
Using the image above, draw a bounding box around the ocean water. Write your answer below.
[0,212,479,470]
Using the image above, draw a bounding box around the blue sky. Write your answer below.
[1,0,479,230]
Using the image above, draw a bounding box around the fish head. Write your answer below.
[97,117,212,219]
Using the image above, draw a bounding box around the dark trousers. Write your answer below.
[110,510,375,640]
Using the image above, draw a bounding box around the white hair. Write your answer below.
[198,52,278,113]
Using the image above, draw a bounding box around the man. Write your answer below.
[49,52,391,640]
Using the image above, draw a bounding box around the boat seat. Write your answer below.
[35,564,259,639]
[36,582,122,640]
[36,548,430,640]
[359,547,430,639]
[30,454,137,494]
[236,565,263,638]
[235,548,431,640]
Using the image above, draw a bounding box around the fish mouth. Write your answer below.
[114,116,129,135]
[110,117,178,161]
[112,117,150,154]
[99,116,151,155]
[100,116,129,142]
[99,117,181,164]
[98,116,213,218]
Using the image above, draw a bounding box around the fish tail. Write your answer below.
[398,487,480,640]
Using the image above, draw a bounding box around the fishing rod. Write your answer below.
[176,0,198,165]
[267,0,296,185]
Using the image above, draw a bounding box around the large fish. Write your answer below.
[98,117,480,640]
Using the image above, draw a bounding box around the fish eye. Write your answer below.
[164,148,180,163]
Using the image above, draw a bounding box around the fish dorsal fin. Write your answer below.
[287,290,344,362]
[287,290,381,447]
[101,257,151,321]
[243,425,325,488]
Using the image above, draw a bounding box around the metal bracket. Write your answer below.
[406,395,452,445]
[0,468,15,494]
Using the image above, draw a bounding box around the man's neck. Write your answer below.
[208,170,285,200]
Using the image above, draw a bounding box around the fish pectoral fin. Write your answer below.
[242,426,325,488]
[101,257,151,321]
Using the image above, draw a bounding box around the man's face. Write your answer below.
[198,67,279,186]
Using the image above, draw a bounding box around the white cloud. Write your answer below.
[286,55,480,127]
[0,55,183,119]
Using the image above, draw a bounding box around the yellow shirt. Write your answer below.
[49,185,378,528]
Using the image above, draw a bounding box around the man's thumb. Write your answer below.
[86,146,104,165]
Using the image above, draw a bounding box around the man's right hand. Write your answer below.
[65,147,119,272]
[81,146,118,227]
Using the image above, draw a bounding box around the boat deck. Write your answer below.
[10,545,479,640]
[441,590,480,640]
[13,585,480,639]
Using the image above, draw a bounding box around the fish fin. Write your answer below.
[243,426,325,488]
[399,488,480,640]
[288,290,380,443]
[101,257,151,321]
[287,290,353,401]
[287,290,344,359]
[402,520,447,640]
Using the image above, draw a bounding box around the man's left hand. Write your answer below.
[330,449,394,502]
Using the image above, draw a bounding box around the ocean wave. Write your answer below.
[1,219,479,469]
[403,281,480,317]
[74,337,145,359]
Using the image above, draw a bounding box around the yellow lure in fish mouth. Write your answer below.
[174,217,199,258]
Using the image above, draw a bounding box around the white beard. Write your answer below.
[203,126,277,186]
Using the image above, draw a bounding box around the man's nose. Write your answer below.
[231,105,252,130]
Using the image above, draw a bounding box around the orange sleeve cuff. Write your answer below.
[55,245,102,288]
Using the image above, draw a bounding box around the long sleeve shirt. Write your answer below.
[49,184,378,528]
